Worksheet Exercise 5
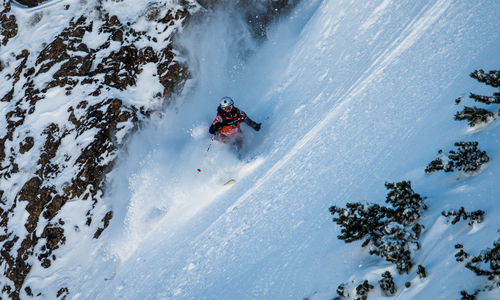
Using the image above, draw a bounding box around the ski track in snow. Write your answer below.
[226,0,452,213]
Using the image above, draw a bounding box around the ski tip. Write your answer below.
[223,179,236,186]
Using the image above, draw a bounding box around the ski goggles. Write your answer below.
[223,105,233,112]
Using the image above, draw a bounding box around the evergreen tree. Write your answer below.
[335,283,350,298]
[329,181,426,274]
[454,106,494,127]
[460,290,479,300]
[469,69,500,104]
[426,142,489,174]
[417,265,427,279]
[470,69,500,88]
[379,271,397,295]
[442,207,484,225]
[454,69,500,127]
[466,238,500,280]
[469,94,500,105]
[354,280,373,300]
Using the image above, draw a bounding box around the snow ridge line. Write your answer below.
[225,0,452,213]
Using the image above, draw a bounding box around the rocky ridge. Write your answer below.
[0,2,17,47]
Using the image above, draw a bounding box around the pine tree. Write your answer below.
[336,283,350,298]
[426,142,489,174]
[442,207,484,225]
[354,280,373,300]
[470,69,500,104]
[454,69,500,127]
[329,181,426,274]
[379,271,397,295]
[469,94,500,105]
[466,238,500,280]
[460,290,479,300]
[417,265,427,279]
[454,106,494,127]
[470,69,500,88]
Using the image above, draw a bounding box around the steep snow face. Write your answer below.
[68,0,500,299]
[6,0,500,299]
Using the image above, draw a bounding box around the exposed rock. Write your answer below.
[19,137,34,155]
[35,15,92,98]
[1,88,14,102]
[57,287,69,299]
[159,8,190,25]
[38,224,65,267]
[91,44,156,91]
[1,235,29,299]
[0,8,192,298]
[12,49,30,85]
[0,2,17,46]
[93,211,113,239]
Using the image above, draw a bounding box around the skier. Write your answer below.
[209,97,261,149]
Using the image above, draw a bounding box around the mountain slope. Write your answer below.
[3,0,500,299]
[72,0,500,299]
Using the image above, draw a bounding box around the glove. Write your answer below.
[253,123,261,131]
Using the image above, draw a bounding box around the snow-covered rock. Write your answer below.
[0,0,196,297]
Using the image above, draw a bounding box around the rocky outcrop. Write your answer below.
[1,2,17,46]
[0,5,193,299]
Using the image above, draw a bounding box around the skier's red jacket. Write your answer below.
[209,106,260,139]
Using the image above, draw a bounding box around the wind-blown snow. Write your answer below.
[15,0,500,299]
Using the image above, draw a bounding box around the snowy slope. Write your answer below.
[16,0,500,299]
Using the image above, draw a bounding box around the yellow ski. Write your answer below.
[224,179,236,186]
